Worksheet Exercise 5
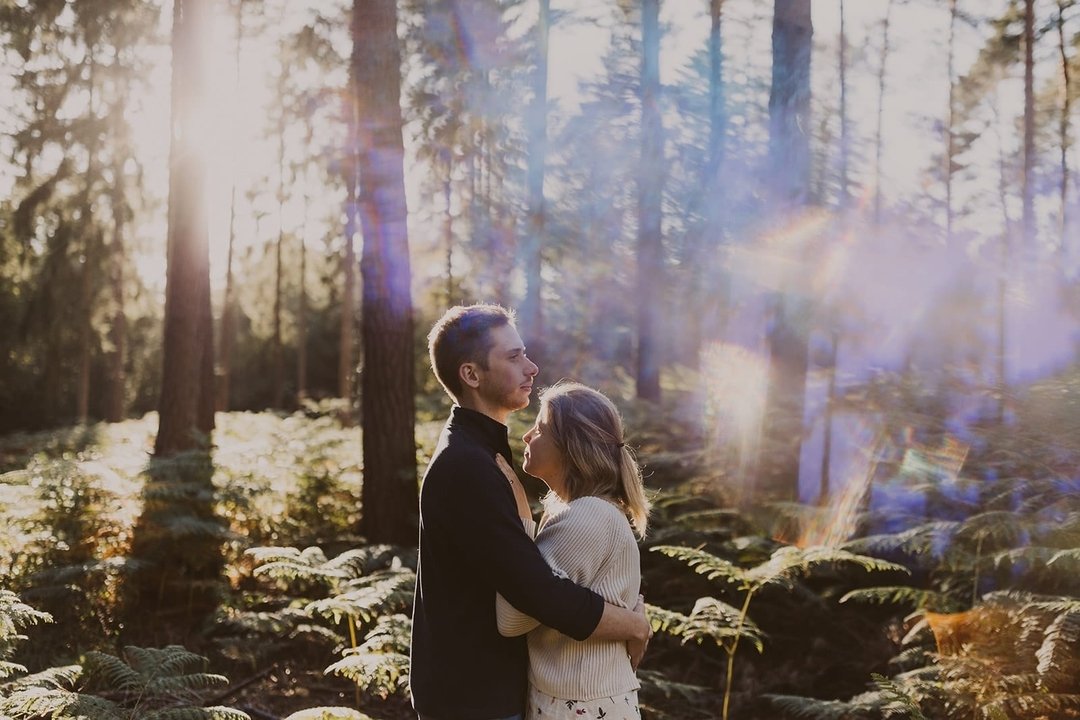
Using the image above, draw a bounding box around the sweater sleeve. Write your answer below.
[446,451,604,641]
[534,498,620,594]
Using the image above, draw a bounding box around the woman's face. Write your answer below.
[522,405,567,496]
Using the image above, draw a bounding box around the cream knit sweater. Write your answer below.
[496,495,641,701]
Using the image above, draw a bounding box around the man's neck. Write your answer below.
[458,396,510,426]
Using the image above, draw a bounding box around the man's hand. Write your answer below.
[627,594,652,671]
[496,454,532,520]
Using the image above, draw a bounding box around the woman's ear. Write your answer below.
[459,362,481,390]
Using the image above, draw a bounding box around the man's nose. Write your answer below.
[526,359,539,376]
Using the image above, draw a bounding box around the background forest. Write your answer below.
[1,0,1079,719]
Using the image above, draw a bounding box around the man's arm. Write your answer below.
[592,597,651,670]
[448,452,604,640]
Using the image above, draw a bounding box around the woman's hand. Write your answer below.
[496,454,532,521]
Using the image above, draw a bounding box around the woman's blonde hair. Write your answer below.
[538,381,649,537]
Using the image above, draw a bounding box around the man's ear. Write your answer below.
[459,362,481,390]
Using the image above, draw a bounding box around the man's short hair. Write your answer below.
[428,304,516,402]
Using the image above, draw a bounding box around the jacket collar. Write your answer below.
[449,405,512,458]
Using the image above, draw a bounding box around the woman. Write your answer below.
[496,381,650,720]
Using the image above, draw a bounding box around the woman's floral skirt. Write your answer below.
[525,684,641,720]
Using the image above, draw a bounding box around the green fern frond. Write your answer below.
[83,650,142,691]
[1047,547,1080,568]
[306,571,415,625]
[145,672,230,695]
[1035,610,1080,677]
[683,597,764,653]
[788,546,910,576]
[871,673,929,720]
[283,707,377,720]
[956,510,1029,545]
[325,651,409,698]
[844,521,960,560]
[0,660,28,680]
[650,545,746,585]
[636,669,711,703]
[765,694,871,719]
[645,603,690,636]
[0,590,52,642]
[840,586,950,610]
[142,707,252,720]
[353,615,411,655]
[2,664,81,692]
[125,645,207,676]
[991,546,1058,570]
[322,545,412,578]
[0,686,120,719]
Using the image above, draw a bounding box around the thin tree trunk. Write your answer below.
[763,0,813,502]
[339,164,358,403]
[636,0,664,402]
[353,0,418,546]
[819,332,837,503]
[155,0,214,455]
[838,0,849,207]
[77,53,99,425]
[946,0,957,243]
[1057,0,1071,253]
[521,0,550,357]
[217,0,244,413]
[993,94,1011,425]
[297,116,313,402]
[1022,0,1036,245]
[105,149,128,423]
[272,67,286,409]
[873,0,893,224]
[442,150,455,307]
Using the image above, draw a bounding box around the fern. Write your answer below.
[767,693,873,719]
[840,586,953,610]
[305,569,415,625]
[324,614,410,698]
[1,664,81,693]
[142,708,252,720]
[283,707,377,720]
[871,673,929,719]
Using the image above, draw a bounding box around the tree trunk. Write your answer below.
[77,53,99,425]
[636,0,663,402]
[873,0,893,224]
[339,149,358,403]
[297,116,313,402]
[838,0,849,207]
[442,150,455,307]
[762,0,813,502]
[272,68,286,409]
[155,0,214,456]
[946,0,957,243]
[1058,0,1072,253]
[353,0,418,546]
[217,0,244,413]
[521,0,550,358]
[1022,0,1036,246]
[105,149,128,423]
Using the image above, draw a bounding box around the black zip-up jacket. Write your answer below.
[410,406,605,719]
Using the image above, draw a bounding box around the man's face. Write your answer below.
[474,324,539,416]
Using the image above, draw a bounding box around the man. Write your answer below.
[410,304,650,720]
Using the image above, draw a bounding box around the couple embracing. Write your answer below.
[410,304,653,720]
